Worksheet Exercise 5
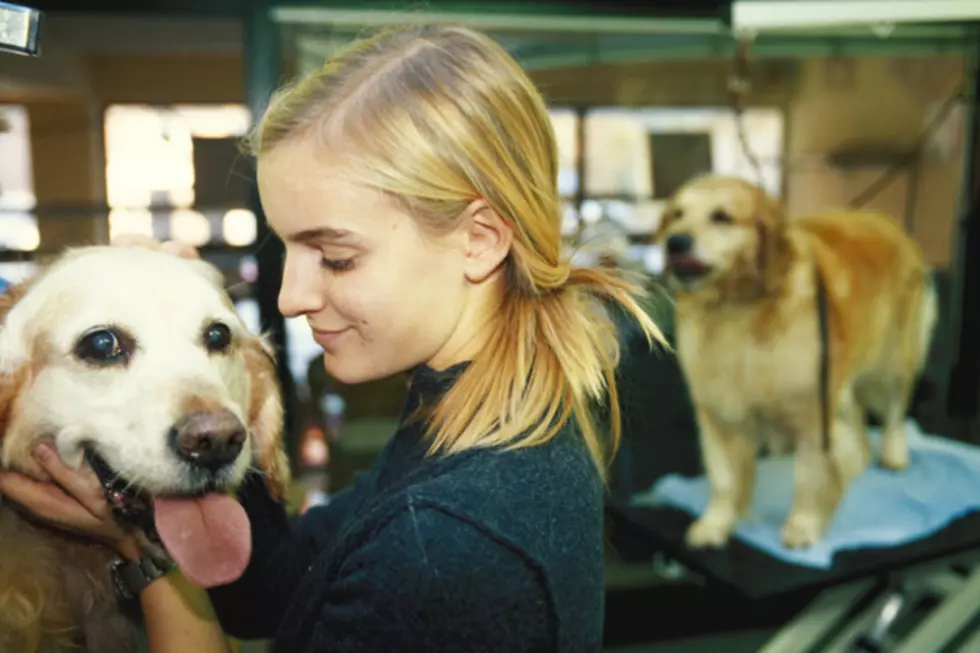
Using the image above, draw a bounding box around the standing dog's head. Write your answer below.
[654,175,786,295]
[0,246,287,588]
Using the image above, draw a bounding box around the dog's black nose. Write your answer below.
[666,233,694,255]
[169,410,246,472]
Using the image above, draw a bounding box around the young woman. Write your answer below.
[0,24,662,652]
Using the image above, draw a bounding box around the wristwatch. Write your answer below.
[110,555,174,602]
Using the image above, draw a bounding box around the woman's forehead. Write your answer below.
[259,145,405,241]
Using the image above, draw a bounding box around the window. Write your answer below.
[566,106,784,273]
[650,132,714,199]
[103,104,257,247]
[550,107,580,199]
[549,107,584,238]
[0,105,39,252]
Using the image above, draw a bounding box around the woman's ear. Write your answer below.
[460,199,513,284]
[242,335,290,501]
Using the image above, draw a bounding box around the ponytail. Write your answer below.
[425,265,665,480]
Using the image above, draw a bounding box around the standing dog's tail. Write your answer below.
[916,270,940,375]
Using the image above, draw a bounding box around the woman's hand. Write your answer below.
[0,443,142,559]
[1,447,233,652]
[112,234,202,260]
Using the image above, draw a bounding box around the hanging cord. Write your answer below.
[729,37,831,450]
[728,37,766,187]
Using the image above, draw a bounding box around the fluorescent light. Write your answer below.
[0,2,42,57]
[273,7,724,36]
[731,0,980,33]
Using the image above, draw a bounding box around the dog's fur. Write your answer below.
[656,176,937,549]
[0,245,289,653]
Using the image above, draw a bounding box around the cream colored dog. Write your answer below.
[0,245,288,653]
[656,176,937,550]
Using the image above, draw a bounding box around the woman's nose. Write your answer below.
[278,255,325,318]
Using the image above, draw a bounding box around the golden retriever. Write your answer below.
[0,245,288,653]
[655,175,937,550]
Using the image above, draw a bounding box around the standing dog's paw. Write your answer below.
[686,514,733,549]
[880,438,909,472]
[780,513,823,549]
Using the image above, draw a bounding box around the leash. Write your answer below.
[815,265,832,452]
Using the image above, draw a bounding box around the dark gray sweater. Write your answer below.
[207,362,606,652]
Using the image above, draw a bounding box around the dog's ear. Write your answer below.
[652,205,681,243]
[752,189,788,285]
[0,281,35,445]
[242,334,290,501]
[0,367,25,445]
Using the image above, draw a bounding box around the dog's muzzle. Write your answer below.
[84,448,159,542]
[169,409,247,473]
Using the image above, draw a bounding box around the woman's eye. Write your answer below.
[321,258,355,272]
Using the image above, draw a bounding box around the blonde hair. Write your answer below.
[249,24,664,478]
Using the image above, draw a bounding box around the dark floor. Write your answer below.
[604,630,775,652]
[239,630,777,653]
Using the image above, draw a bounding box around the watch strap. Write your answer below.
[111,555,173,602]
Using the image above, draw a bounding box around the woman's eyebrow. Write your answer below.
[287,227,359,244]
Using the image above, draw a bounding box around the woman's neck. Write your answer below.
[425,272,504,371]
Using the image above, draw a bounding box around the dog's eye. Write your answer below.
[75,329,129,366]
[711,210,733,225]
[204,322,233,353]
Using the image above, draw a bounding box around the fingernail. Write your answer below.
[34,443,54,460]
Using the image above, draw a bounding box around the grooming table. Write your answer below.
[608,502,980,652]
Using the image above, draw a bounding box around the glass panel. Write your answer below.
[103,104,255,246]
[550,107,579,199]
[0,105,38,252]
[0,261,38,288]
[583,106,785,200]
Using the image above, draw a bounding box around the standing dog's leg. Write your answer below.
[782,426,837,548]
[830,385,871,489]
[782,386,867,548]
[880,278,937,471]
[687,409,757,549]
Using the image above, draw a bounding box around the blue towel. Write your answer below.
[0,277,8,295]
[631,421,980,569]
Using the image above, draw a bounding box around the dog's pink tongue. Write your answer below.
[152,494,252,589]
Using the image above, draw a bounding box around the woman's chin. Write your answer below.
[321,356,397,385]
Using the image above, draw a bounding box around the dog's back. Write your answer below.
[796,209,936,405]
[796,209,937,473]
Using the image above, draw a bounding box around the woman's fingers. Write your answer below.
[111,234,201,260]
[0,470,105,534]
[0,447,135,551]
[33,443,109,519]
[161,240,202,260]
[111,233,162,250]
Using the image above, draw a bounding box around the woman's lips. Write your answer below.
[311,327,351,349]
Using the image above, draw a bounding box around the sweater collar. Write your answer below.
[408,360,471,401]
